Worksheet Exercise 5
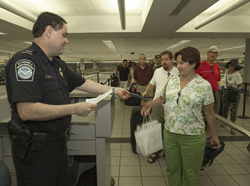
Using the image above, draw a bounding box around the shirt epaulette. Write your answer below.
[21,50,34,56]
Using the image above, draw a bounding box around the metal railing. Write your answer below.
[216,114,250,153]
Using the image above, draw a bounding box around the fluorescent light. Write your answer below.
[220,45,245,51]
[0,32,6,35]
[163,40,191,51]
[102,40,121,58]
[0,49,15,54]
[126,0,145,14]
[23,41,32,45]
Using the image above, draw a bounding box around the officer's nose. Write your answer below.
[65,38,69,44]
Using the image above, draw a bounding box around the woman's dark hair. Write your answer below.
[32,12,67,38]
[174,47,200,70]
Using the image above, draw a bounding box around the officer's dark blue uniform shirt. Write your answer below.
[6,42,85,132]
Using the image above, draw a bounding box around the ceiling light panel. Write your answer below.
[164,40,191,51]
[126,0,146,14]
[201,0,235,15]
[102,40,121,58]
[220,45,245,51]
[10,0,57,15]
[3,0,146,17]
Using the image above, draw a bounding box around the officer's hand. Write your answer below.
[114,88,130,99]
[74,102,97,116]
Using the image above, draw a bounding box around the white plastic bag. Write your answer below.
[135,120,163,156]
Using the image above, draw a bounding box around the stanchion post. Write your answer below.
[238,82,250,119]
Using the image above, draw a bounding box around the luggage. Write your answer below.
[201,138,225,170]
[110,73,119,87]
[130,107,144,153]
[125,85,141,106]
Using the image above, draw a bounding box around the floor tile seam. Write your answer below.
[158,163,168,185]
[228,154,250,164]
[236,163,250,175]
[212,162,232,177]
[219,163,250,175]
[207,174,236,186]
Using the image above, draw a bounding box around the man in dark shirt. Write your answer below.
[153,54,162,71]
[5,12,129,186]
[134,54,154,96]
[117,59,130,89]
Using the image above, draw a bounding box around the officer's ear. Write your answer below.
[44,25,53,38]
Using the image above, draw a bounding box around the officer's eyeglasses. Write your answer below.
[176,90,181,104]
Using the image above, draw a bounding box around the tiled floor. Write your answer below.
[111,96,250,186]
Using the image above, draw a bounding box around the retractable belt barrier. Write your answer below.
[215,114,250,153]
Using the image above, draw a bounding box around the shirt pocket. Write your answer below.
[42,79,67,105]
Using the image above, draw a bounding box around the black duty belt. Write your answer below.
[32,128,70,142]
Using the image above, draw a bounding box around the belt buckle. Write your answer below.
[64,128,70,137]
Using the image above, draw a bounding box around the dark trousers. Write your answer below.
[13,138,68,186]
[221,89,241,122]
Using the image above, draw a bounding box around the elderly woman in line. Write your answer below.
[221,59,243,135]
[141,47,220,186]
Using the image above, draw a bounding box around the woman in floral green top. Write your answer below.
[141,47,220,186]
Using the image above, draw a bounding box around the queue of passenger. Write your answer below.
[115,45,243,186]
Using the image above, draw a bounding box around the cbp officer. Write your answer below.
[5,12,129,186]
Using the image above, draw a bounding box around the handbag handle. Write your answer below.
[162,75,173,104]
[142,114,154,125]
[225,72,229,88]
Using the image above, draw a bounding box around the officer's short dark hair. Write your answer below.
[174,47,200,70]
[32,12,67,38]
[160,50,173,60]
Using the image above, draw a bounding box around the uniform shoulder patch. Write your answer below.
[15,59,35,81]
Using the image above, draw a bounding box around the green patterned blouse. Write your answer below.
[161,75,214,135]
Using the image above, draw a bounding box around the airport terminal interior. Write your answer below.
[1,72,250,186]
[1,0,250,186]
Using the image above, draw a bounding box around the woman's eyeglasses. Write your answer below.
[211,66,214,74]
[176,90,181,104]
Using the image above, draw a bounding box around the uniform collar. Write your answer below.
[30,42,51,64]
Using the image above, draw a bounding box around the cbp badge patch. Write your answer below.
[15,59,35,81]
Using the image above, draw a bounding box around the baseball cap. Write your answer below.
[208,45,219,53]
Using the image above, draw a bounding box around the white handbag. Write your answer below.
[135,118,163,157]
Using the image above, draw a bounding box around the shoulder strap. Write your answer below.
[162,75,173,103]
[225,72,229,87]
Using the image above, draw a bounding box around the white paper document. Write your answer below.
[86,88,114,104]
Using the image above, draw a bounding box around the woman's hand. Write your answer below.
[141,103,151,116]
[210,137,221,149]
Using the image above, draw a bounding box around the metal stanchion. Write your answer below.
[238,82,250,119]
[96,72,99,83]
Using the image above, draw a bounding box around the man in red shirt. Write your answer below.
[134,54,154,96]
[196,45,221,113]
[196,46,221,137]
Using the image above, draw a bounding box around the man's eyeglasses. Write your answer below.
[211,66,214,74]
[176,90,181,104]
